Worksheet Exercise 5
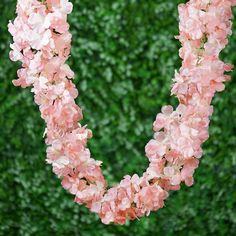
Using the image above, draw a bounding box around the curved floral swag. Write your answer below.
[9,0,235,224]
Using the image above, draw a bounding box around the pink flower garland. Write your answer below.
[9,0,235,224]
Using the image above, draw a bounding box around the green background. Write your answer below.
[0,0,236,235]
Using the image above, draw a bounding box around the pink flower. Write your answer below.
[178,3,206,40]
[153,105,174,131]
[134,184,168,215]
[181,158,199,186]
[145,139,166,160]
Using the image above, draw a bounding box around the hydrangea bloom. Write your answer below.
[9,0,235,224]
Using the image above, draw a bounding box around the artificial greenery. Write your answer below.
[0,0,236,235]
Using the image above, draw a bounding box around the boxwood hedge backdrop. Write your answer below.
[0,0,236,235]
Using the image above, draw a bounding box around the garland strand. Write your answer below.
[9,0,235,224]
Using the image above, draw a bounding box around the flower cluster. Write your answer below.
[9,0,235,224]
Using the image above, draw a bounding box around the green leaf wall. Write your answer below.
[0,0,236,235]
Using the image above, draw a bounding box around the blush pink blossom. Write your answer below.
[9,0,235,225]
